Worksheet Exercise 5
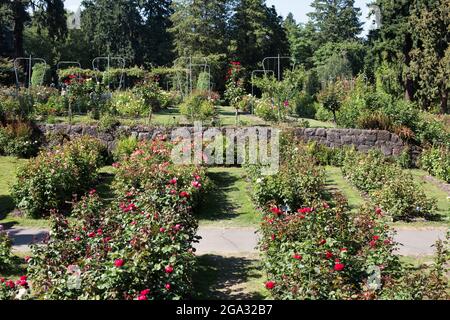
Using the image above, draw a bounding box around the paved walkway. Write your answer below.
[4,225,448,257]
[195,226,448,257]
[7,227,49,253]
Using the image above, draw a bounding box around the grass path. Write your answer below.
[198,167,260,227]
[194,167,267,299]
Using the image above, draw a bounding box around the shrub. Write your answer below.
[254,98,278,122]
[111,91,148,117]
[31,63,50,86]
[113,136,139,161]
[371,175,436,221]
[247,142,326,211]
[419,146,450,183]
[259,200,406,300]
[112,137,208,210]
[259,199,449,300]
[0,225,13,272]
[27,138,208,300]
[0,121,38,158]
[294,92,316,119]
[342,149,437,221]
[11,137,107,218]
[342,149,397,193]
[179,91,216,121]
[27,191,198,300]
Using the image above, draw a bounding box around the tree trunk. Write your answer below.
[12,0,25,58]
[441,90,448,114]
[403,34,414,102]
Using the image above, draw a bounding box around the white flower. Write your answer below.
[15,288,28,300]
[256,178,263,184]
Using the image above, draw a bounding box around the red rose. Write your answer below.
[165,265,174,274]
[179,191,190,198]
[265,281,276,290]
[326,251,333,259]
[165,283,171,290]
[373,236,380,241]
[114,259,125,268]
[270,207,283,216]
[334,263,345,272]
[141,289,150,296]
[293,254,303,261]
[160,228,166,233]
[319,239,327,246]
[375,207,383,215]
[138,295,148,301]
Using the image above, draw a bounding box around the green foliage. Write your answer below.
[196,72,210,92]
[224,62,245,109]
[111,91,148,118]
[113,136,139,161]
[419,146,450,183]
[26,139,208,300]
[0,121,38,158]
[11,137,107,218]
[371,174,437,221]
[0,225,13,272]
[342,149,437,221]
[253,98,277,122]
[31,63,50,87]
[247,141,326,210]
[179,91,216,121]
[308,0,363,44]
[318,79,347,122]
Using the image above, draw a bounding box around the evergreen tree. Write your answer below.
[410,0,449,113]
[370,0,415,101]
[308,0,363,44]
[229,0,288,72]
[283,13,315,69]
[169,0,231,58]
[2,0,67,58]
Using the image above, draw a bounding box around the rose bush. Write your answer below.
[113,137,209,210]
[246,140,325,211]
[26,137,208,300]
[11,137,107,218]
[342,149,436,221]
[419,146,450,183]
[0,225,13,272]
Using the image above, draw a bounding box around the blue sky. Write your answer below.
[65,0,371,34]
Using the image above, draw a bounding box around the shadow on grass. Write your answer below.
[192,255,266,300]
[0,256,27,279]
[197,171,240,222]
[0,195,15,219]
[95,172,115,202]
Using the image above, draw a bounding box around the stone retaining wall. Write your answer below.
[36,124,407,157]
[293,128,406,156]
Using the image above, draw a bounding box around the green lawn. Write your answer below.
[325,166,365,211]
[198,167,260,227]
